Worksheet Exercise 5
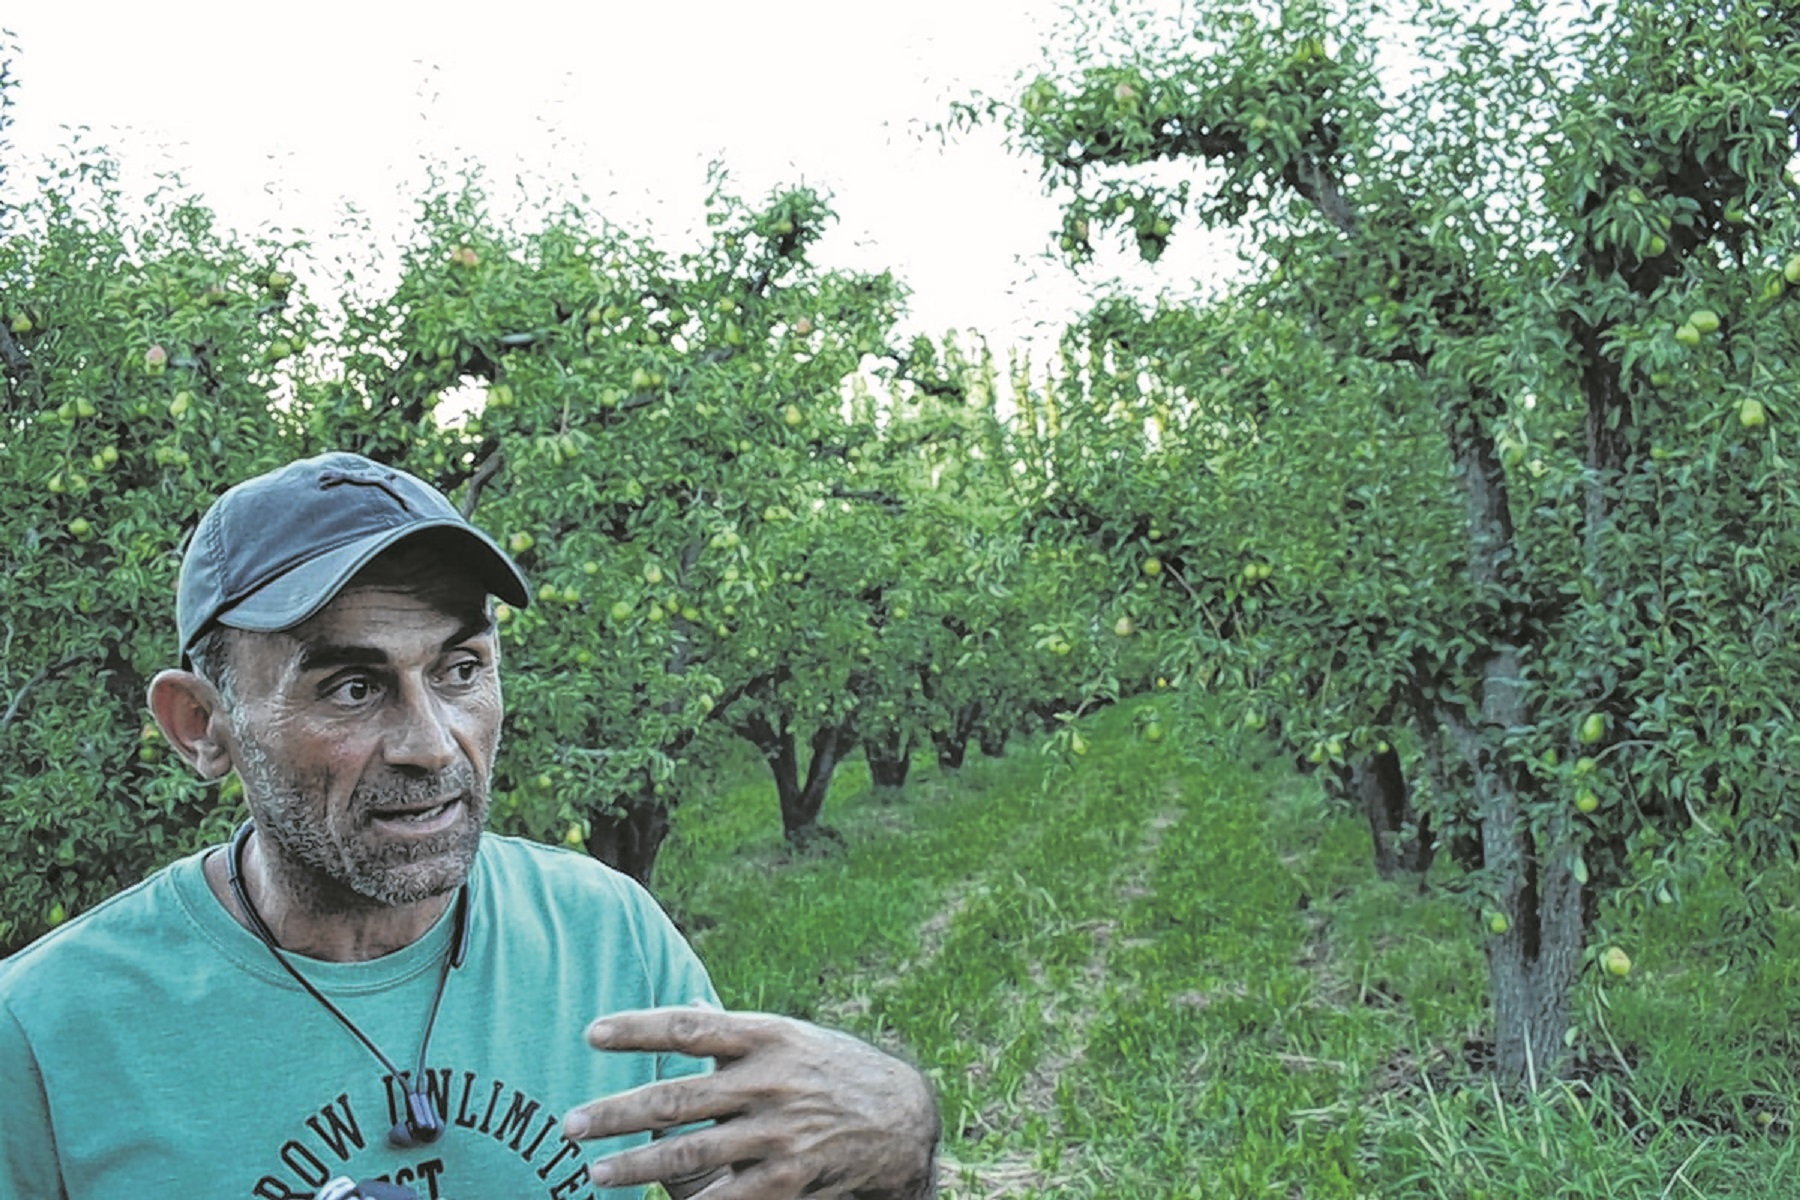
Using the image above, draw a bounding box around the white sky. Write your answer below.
[4,0,1233,367]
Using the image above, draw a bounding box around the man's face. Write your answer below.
[218,570,502,910]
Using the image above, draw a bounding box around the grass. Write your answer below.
[650,698,1800,1197]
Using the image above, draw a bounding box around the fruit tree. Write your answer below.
[968,0,1800,1079]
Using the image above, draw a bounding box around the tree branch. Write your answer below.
[458,441,504,518]
[0,320,25,376]
[1282,155,1358,235]
[0,654,90,732]
[829,484,906,513]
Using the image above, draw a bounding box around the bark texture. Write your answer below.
[930,704,980,771]
[864,734,913,789]
[586,790,672,886]
[1442,414,1582,1080]
[1337,746,1433,879]
[736,709,859,844]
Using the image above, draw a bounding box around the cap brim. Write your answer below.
[215,520,531,636]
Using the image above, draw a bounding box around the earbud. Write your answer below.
[387,1090,445,1149]
[353,1184,421,1200]
[223,817,468,1168]
[318,1178,420,1200]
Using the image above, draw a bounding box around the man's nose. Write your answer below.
[384,677,459,773]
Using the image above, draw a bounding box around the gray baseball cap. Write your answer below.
[176,452,531,660]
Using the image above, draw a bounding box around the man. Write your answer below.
[0,452,938,1199]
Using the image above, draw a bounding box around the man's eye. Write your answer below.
[447,659,483,685]
[330,677,377,704]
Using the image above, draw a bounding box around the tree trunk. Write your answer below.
[864,733,912,789]
[1445,658,1584,1084]
[585,788,671,887]
[785,720,857,846]
[733,708,857,846]
[1346,746,1429,879]
[1440,390,1583,1082]
[578,538,702,888]
[931,730,967,770]
[1409,688,1481,873]
[931,702,980,770]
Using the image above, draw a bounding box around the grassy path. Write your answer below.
[654,700,1800,1198]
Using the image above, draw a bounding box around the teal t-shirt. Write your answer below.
[0,834,718,1199]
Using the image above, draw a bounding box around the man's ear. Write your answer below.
[147,670,235,780]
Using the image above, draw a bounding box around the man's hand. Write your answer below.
[561,1007,939,1199]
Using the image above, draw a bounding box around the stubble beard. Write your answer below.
[231,717,491,910]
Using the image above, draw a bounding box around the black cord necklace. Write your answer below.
[227,820,470,1150]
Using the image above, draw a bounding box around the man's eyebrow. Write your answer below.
[297,642,388,674]
[444,616,496,650]
[295,617,494,674]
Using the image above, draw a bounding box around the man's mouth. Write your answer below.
[369,797,463,834]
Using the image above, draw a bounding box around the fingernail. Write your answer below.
[586,1019,612,1045]
[588,1161,614,1186]
[562,1114,586,1140]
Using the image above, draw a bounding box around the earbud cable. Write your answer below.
[226,821,465,1113]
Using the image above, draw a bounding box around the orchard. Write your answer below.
[0,76,1081,944]
[4,0,1800,1143]
[960,0,1800,1080]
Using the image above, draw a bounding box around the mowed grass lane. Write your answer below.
[652,699,1800,1198]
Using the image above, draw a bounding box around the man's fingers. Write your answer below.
[585,1005,781,1060]
[679,1157,816,1200]
[569,1008,938,1197]
[565,1075,731,1141]
[580,1122,764,1190]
